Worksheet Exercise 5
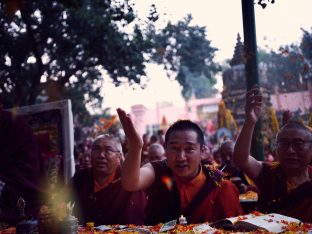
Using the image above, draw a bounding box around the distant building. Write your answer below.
[130,95,221,136]
[271,88,312,113]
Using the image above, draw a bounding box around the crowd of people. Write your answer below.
[0,87,311,228]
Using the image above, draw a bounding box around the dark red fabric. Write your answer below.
[70,168,147,226]
[145,161,243,225]
[256,163,312,222]
[188,179,243,223]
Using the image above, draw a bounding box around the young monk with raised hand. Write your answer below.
[117,108,243,225]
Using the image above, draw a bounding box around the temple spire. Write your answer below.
[230,33,244,66]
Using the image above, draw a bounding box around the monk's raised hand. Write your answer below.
[116,108,143,149]
[245,86,263,124]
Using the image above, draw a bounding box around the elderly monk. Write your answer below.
[233,87,312,222]
[70,134,147,226]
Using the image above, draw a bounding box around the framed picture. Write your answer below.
[10,100,75,187]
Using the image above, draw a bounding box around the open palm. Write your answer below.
[245,87,263,124]
[116,108,143,149]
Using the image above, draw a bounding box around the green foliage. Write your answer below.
[258,44,308,92]
[300,28,312,78]
[150,15,220,100]
[0,2,220,123]
[257,0,275,9]
[0,0,151,120]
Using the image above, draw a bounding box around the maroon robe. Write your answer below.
[70,168,147,226]
[256,163,312,223]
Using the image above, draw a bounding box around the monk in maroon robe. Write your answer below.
[69,134,146,226]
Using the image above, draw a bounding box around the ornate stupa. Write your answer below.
[230,34,245,67]
[222,34,270,125]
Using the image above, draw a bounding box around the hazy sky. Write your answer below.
[99,0,312,112]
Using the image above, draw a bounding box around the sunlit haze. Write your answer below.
[100,0,312,113]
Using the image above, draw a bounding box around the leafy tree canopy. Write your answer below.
[300,28,312,77]
[0,0,152,120]
[258,43,309,93]
[0,1,220,122]
[150,15,220,100]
